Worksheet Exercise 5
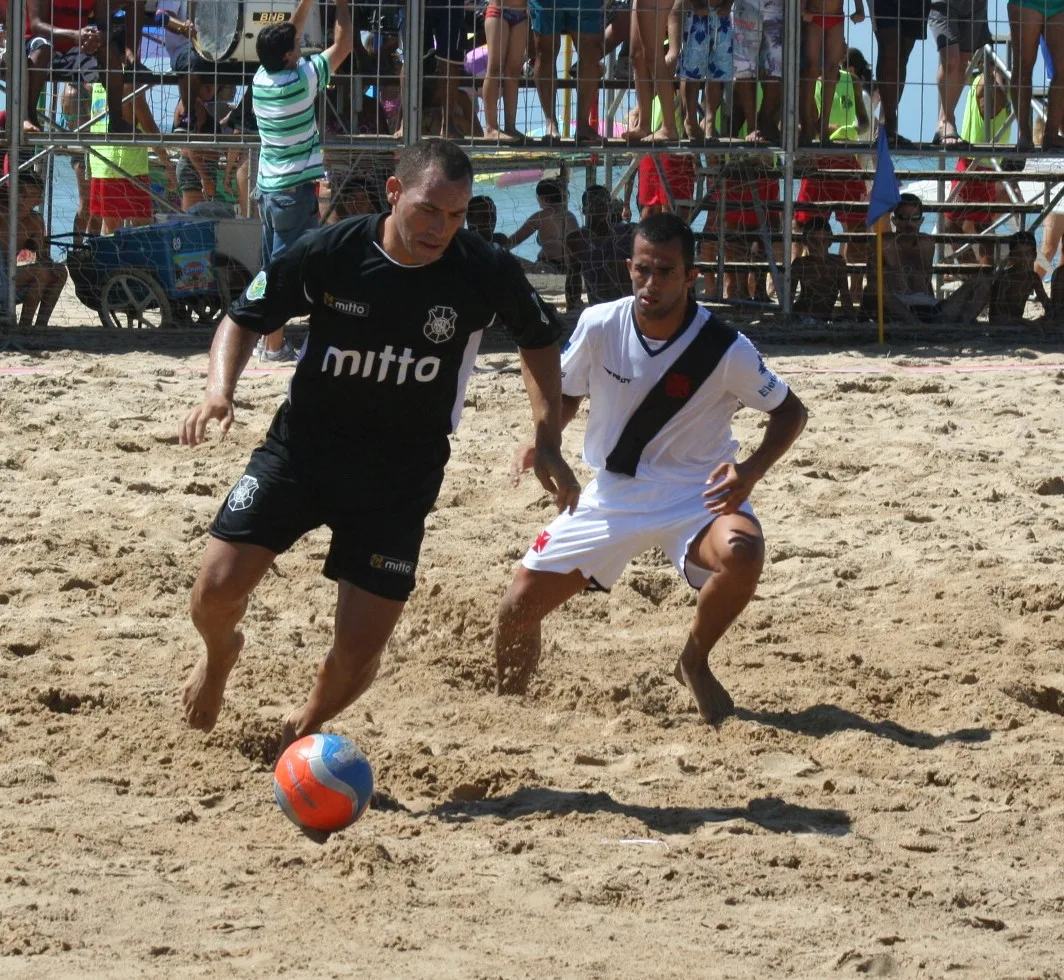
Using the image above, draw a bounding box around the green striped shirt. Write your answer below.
[253,52,331,193]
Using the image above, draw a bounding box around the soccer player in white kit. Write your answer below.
[495,213,808,725]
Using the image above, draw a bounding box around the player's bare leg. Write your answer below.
[675,513,764,725]
[280,582,406,754]
[495,567,588,694]
[183,540,277,732]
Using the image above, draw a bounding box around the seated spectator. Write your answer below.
[0,172,69,330]
[943,68,1012,269]
[862,193,992,324]
[666,0,733,142]
[466,194,510,246]
[87,39,176,234]
[329,173,387,221]
[1008,0,1064,151]
[991,231,1049,322]
[701,158,780,300]
[528,0,604,143]
[483,0,529,142]
[565,184,634,307]
[25,0,130,134]
[505,178,580,270]
[790,216,855,318]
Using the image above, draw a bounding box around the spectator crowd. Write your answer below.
[2,1,1064,332]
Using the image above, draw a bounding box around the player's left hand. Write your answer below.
[703,460,759,515]
[850,12,866,23]
[512,444,581,514]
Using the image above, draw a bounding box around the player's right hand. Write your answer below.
[511,444,582,514]
[180,395,234,447]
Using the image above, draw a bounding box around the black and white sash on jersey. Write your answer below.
[605,307,737,477]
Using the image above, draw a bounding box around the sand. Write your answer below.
[1,330,1063,979]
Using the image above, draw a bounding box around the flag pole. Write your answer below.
[876,216,886,345]
[866,128,899,347]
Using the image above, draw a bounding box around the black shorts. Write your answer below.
[872,0,930,41]
[209,406,445,601]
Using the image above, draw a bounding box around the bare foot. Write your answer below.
[645,127,679,144]
[276,708,318,764]
[181,632,244,732]
[503,126,527,143]
[624,126,651,142]
[673,655,735,727]
[23,119,41,134]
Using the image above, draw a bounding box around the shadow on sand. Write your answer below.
[430,788,852,837]
[737,703,990,748]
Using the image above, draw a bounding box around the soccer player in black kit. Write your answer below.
[179,139,581,747]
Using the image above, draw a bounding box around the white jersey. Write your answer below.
[561,297,788,489]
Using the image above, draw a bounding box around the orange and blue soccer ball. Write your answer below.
[273,734,374,833]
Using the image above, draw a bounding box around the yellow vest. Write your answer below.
[89,84,149,180]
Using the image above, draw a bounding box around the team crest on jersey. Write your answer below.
[424,305,457,343]
[245,271,267,301]
[665,372,692,399]
[227,475,259,512]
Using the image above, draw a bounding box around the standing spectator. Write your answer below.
[252,0,352,362]
[57,81,100,244]
[87,40,176,235]
[666,0,733,142]
[629,0,679,142]
[800,0,865,144]
[419,0,474,137]
[1008,0,1064,151]
[930,0,991,147]
[871,0,928,146]
[483,0,530,142]
[730,0,783,142]
[529,0,604,143]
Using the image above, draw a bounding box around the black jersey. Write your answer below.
[229,214,563,469]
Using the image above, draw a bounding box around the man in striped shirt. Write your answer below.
[252,0,352,361]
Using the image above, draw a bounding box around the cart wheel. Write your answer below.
[99,268,172,329]
[175,256,252,329]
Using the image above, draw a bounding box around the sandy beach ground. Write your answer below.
[1,321,1063,979]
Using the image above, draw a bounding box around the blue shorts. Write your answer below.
[530,1,605,36]
[679,12,733,82]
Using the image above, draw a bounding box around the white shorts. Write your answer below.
[730,0,784,80]
[521,474,756,590]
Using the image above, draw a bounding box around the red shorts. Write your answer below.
[638,154,696,208]
[710,177,780,229]
[90,175,152,219]
[795,154,867,229]
[945,158,998,226]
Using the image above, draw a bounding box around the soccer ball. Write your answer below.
[273,734,374,833]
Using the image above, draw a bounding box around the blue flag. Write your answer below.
[866,127,901,227]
